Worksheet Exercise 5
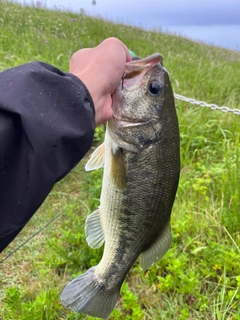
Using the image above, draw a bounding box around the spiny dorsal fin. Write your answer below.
[141,222,172,271]
[85,208,105,249]
[85,143,105,171]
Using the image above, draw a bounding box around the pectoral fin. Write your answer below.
[85,143,105,171]
[85,208,105,249]
[110,147,126,189]
[141,222,172,271]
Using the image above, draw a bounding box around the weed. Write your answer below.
[0,1,240,319]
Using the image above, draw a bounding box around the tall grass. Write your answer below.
[0,1,240,319]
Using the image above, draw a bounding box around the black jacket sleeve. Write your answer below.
[0,61,95,252]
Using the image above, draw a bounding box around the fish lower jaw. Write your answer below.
[112,114,148,127]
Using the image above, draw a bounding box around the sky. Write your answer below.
[17,0,240,51]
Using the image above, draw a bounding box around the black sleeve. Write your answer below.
[0,61,95,252]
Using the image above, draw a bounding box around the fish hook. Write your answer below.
[121,73,126,90]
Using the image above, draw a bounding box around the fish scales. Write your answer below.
[61,53,180,319]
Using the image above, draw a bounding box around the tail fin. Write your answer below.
[60,267,119,319]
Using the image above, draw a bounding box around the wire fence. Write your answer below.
[174,94,240,115]
[1,93,240,264]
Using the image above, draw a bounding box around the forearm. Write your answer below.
[0,61,95,252]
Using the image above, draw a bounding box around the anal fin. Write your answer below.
[141,222,172,271]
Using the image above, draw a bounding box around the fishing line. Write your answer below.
[0,206,66,264]
[0,194,89,265]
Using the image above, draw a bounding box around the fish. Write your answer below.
[60,53,180,319]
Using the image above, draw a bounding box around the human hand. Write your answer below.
[69,37,132,126]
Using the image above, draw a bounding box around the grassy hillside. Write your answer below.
[0,1,240,319]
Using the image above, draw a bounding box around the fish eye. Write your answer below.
[148,81,163,96]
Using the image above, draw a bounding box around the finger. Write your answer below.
[98,37,132,62]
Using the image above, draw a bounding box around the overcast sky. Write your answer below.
[17,0,240,51]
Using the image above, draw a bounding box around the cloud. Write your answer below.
[96,0,240,26]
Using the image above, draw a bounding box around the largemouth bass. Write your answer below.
[61,53,180,318]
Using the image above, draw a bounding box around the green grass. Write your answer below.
[0,1,240,319]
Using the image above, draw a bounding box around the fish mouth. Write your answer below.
[124,53,163,80]
[120,53,163,92]
[111,53,163,128]
[112,114,150,127]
